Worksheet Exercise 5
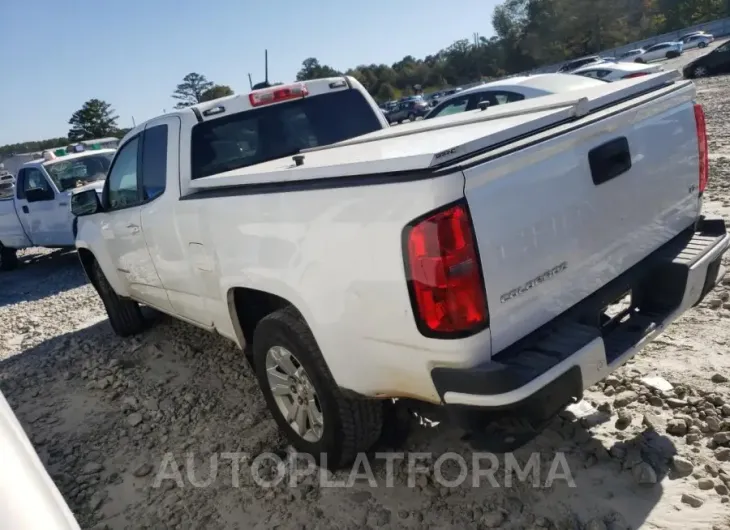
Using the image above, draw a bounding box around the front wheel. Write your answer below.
[407,112,416,121]
[0,244,18,271]
[253,306,383,468]
[694,65,709,78]
[699,42,708,49]
[93,261,145,337]
[635,58,646,64]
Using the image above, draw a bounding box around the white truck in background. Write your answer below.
[0,148,115,270]
[73,73,728,467]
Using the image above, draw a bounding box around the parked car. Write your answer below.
[571,61,663,82]
[681,30,711,40]
[71,70,727,467]
[387,98,431,123]
[0,170,15,199]
[557,55,612,73]
[616,49,645,61]
[0,147,116,270]
[1,390,81,529]
[681,33,714,50]
[424,74,604,120]
[683,39,730,78]
[635,42,683,62]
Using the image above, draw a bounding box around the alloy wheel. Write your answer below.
[265,345,324,442]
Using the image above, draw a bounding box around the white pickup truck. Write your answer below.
[72,73,728,466]
[0,148,115,270]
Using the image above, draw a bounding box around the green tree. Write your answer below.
[376,82,396,101]
[200,85,234,102]
[172,72,214,108]
[295,58,341,81]
[67,99,119,141]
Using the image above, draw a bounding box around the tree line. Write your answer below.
[2,0,727,157]
[296,0,727,100]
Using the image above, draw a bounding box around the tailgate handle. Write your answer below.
[589,137,632,186]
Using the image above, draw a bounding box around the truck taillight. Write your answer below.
[249,83,309,107]
[694,103,709,193]
[623,72,648,79]
[404,202,488,336]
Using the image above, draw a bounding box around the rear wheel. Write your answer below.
[699,41,708,49]
[253,306,383,468]
[0,244,18,271]
[408,112,416,121]
[635,58,646,64]
[93,261,145,336]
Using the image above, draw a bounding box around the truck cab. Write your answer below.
[0,146,115,269]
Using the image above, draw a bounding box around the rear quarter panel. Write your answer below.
[175,171,492,402]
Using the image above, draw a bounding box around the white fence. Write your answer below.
[527,16,730,74]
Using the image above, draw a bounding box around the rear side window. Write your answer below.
[493,91,525,104]
[190,90,383,179]
[428,95,470,119]
[141,125,168,201]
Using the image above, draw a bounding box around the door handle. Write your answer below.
[127,223,140,234]
[22,205,29,214]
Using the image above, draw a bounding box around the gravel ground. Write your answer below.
[2,58,730,530]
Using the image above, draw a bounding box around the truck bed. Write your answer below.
[187,70,683,192]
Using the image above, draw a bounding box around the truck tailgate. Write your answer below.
[463,80,702,354]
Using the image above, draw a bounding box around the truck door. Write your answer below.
[15,167,58,247]
[100,134,174,313]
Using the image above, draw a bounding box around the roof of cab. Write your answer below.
[21,149,117,168]
[120,76,356,144]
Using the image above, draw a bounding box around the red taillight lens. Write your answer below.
[623,72,648,79]
[405,203,488,335]
[694,103,709,193]
[249,83,309,107]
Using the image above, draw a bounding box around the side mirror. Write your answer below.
[71,189,102,217]
[25,187,54,203]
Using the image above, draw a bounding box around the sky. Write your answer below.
[0,0,499,146]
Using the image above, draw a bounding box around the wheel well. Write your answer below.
[77,248,98,288]
[231,287,291,358]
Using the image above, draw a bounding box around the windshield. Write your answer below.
[191,89,383,179]
[44,153,115,191]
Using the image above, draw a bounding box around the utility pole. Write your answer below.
[248,73,253,89]
[265,49,269,85]
[131,116,136,127]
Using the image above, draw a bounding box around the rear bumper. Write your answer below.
[432,216,729,423]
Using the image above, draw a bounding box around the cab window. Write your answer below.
[106,137,141,210]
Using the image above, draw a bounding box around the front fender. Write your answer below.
[75,216,130,297]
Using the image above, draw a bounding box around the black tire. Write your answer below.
[635,58,645,63]
[0,244,18,271]
[93,261,145,337]
[408,112,415,121]
[253,306,383,469]
[699,42,708,49]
